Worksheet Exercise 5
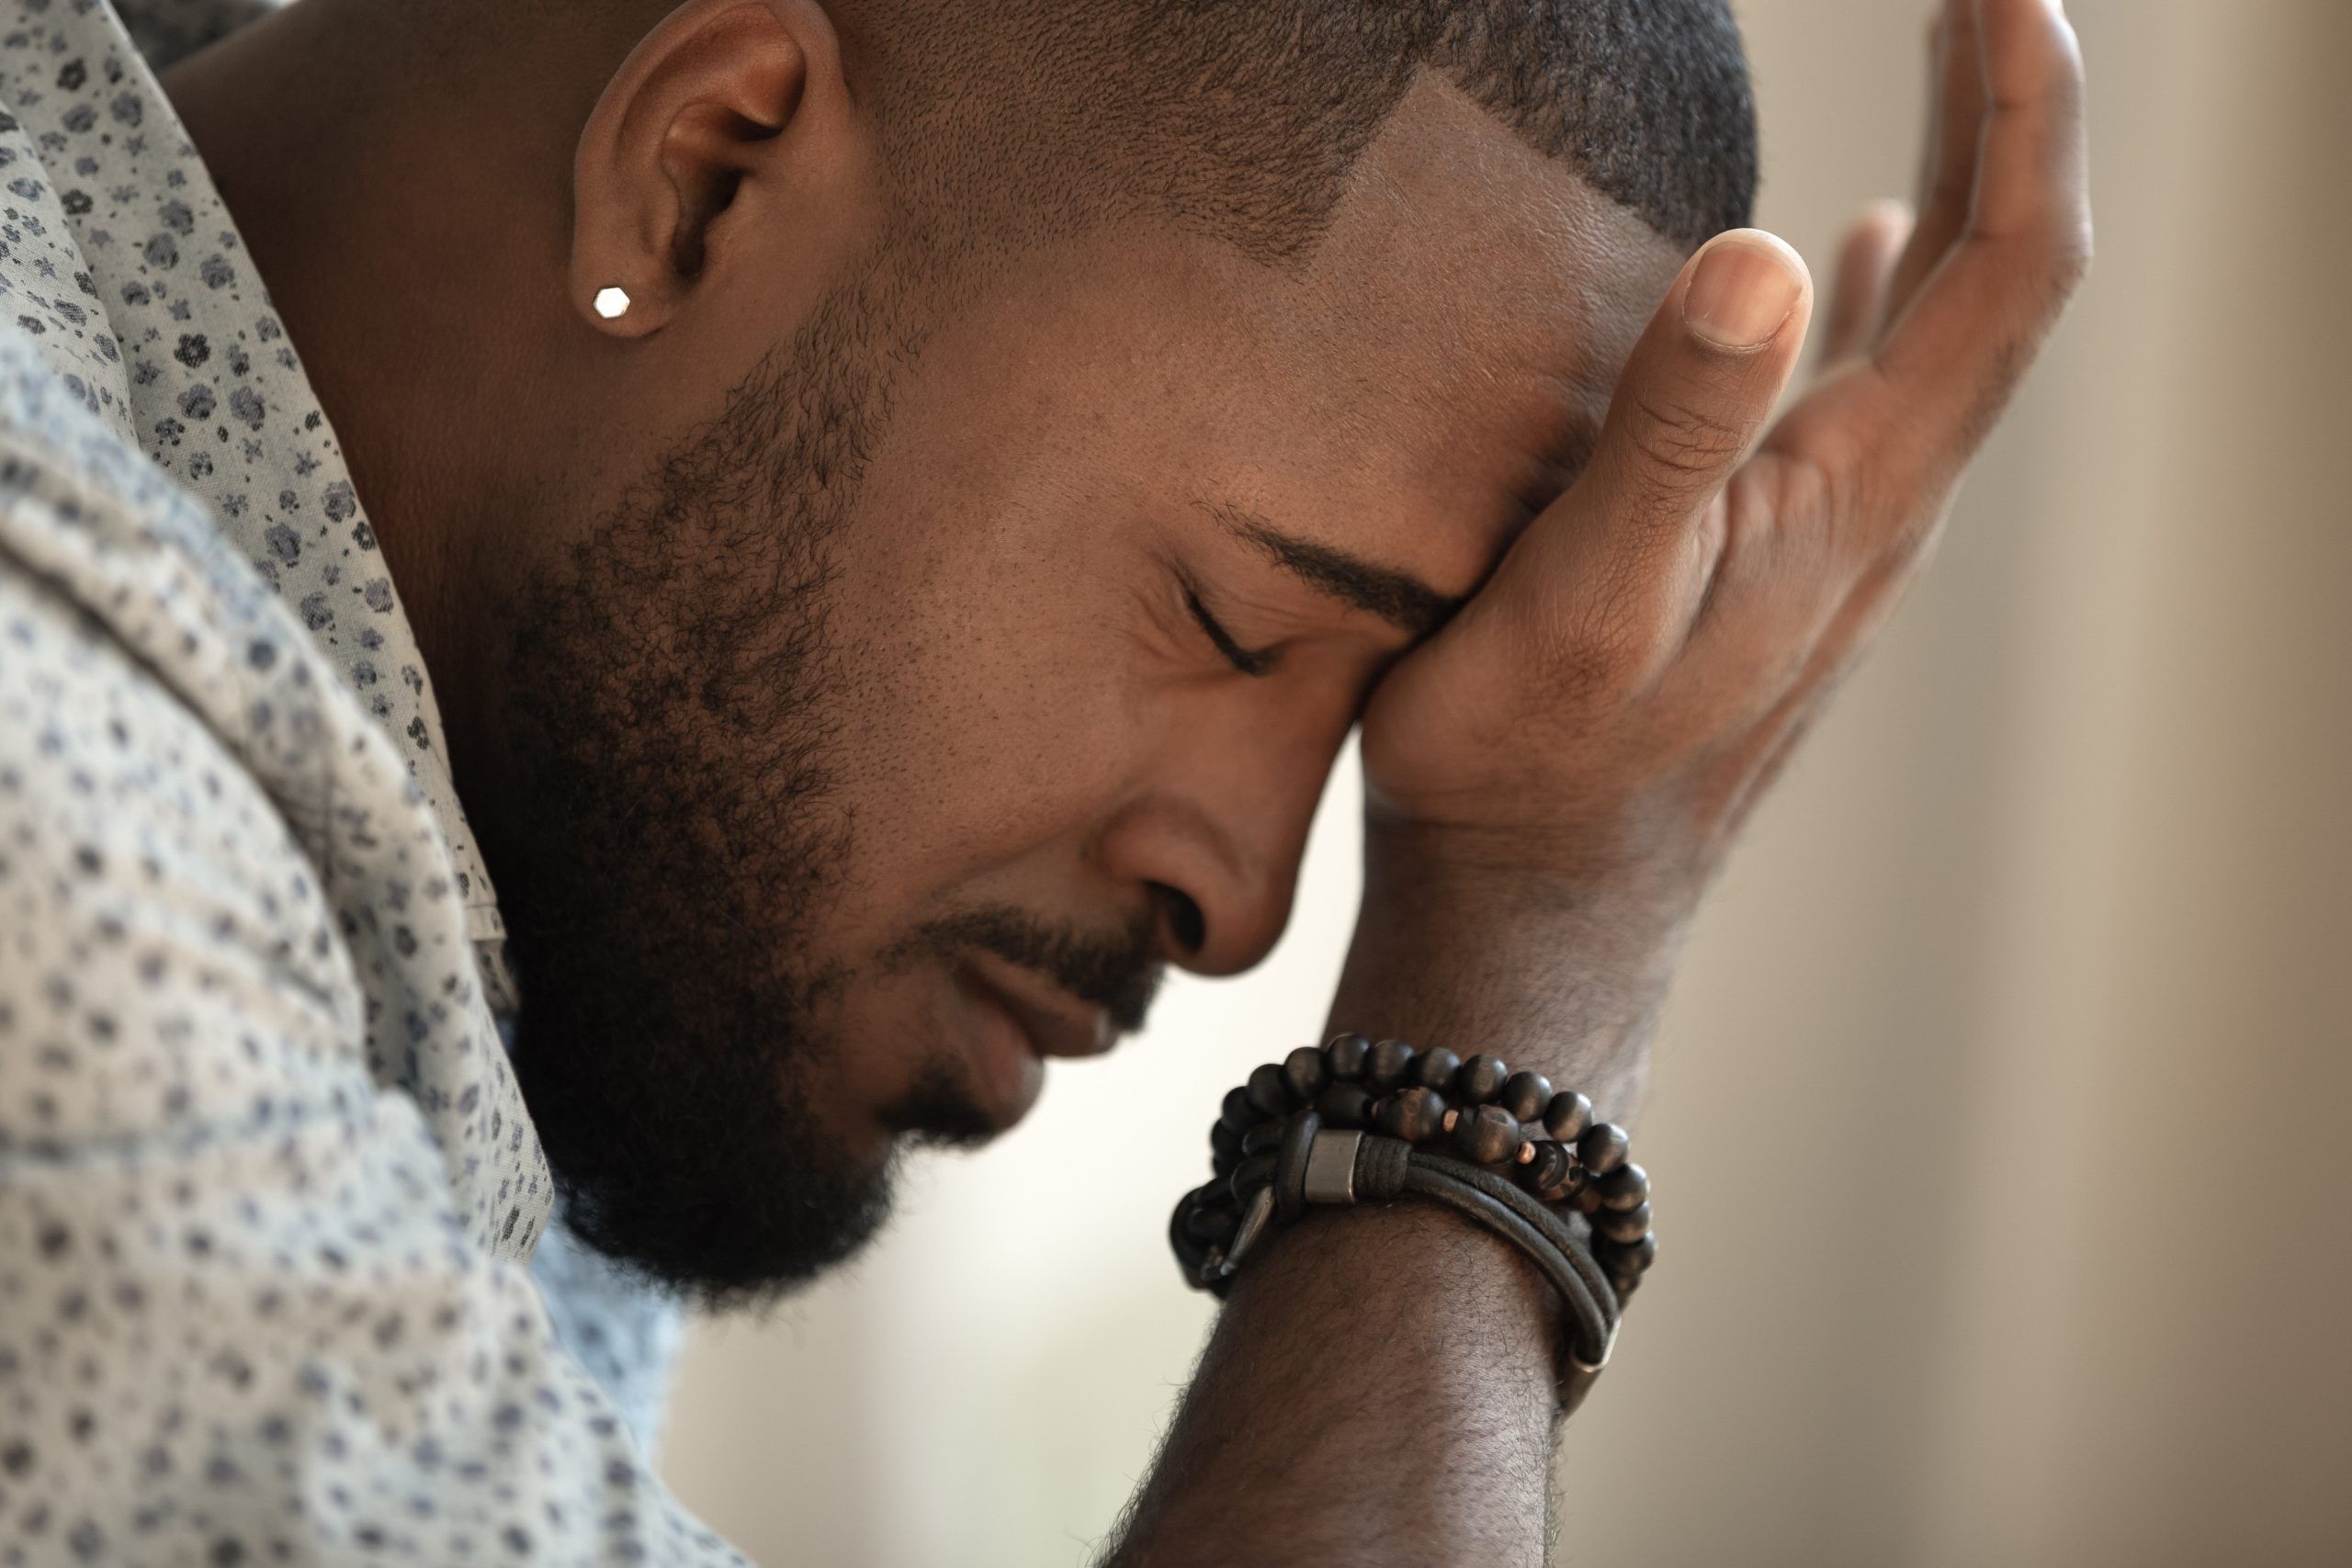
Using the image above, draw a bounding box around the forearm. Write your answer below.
[1106,848,1679,1568]
[1102,1201,1562,1567]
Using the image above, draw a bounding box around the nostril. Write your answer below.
[1150,882,1206,959]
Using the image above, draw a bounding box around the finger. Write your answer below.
[1485,231,1813,653]
[1883,0,1987,327]
[1779,0,2089,503]
[1575,231,1813,554]
[1820,201,1914,366]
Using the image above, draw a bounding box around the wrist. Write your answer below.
[1330,827,1693,1101]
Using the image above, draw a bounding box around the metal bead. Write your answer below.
[1499,1070,1553,1124]
[1275,1110,1322,1224]
[1594,1201,1651,1244]
[1325,1032,1373,1081]
[1576,1121,1631,1176]
[1456,1053,1510,1105]
[1543,1090,1593,1143]
[1524,1140,1573,1193]
[1240,1120,1285,1159]
[1315,1081,1375,1129]
[1596,1162,1649,1212]
[1246,1062,1295,1118]
[1451,1103,1521,1165]
[1183,1203,1239,1246]
[1220,1086,1260,1134]
[1210,1119,1243,1175]
[1375,1086,1449,1144]
[1228,1153,1277,1206]
[1282,1044,1329,1104]
[1365,1037,1418,1090]
[1225,1183,1277,1270]
[1411,1046,1462,1091]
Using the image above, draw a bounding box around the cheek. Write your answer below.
[814,490,1145,920]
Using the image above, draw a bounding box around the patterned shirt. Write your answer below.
[0,0,729,1560]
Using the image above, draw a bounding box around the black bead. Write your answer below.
[1366,1037,1418,1090]
[1499,1070,1553,1124]
[1282,1044,1329,1104]
[1452,1103,1521,1165]
[1325,1032,1373,1081]
[1240,1120,1285,1159]
[1246,1062,1295,1119]
[1604,1232,1659,1277]
[1170,1202,1207,1279]
[1183,1204,1239,1246]
[1543,1091,1593,1143]
[1220,1086,1260,1134]
[1596,1162,1649,1212]
[1456,1053,1510,1105]
[1229,1154,1278,1206]
[1594,1201,1651,1244]
[1210,1119,1243,1175]
[1378,1086,1449,1144]
[1523,1140,1573,1194]
[1412,1046,1462,1091]
[1576,1121,1630,1176]
[1315,1081,1375,1129]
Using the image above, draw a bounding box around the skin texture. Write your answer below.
[164,0,2091,1559]
[164,0,1679,1286]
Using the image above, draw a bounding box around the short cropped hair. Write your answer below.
[842,0,1758,265]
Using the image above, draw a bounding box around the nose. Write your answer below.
[1093,707,1342,978]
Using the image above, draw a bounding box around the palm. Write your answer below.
[1359,0,2086,866]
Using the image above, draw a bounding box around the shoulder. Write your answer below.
[0,537,366,1149]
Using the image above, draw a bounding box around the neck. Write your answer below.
[161,0,628,743]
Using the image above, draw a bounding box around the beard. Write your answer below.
[499,257,935,1307]
[493,254,1168,1306]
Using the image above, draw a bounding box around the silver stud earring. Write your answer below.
[593,286,630,321]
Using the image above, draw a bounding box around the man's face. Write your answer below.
[491,77,1682,1296]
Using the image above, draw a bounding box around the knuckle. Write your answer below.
[1627,391,1751,484]
[2048,225,2094,298]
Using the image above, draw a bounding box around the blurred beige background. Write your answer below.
[653,3,2352,1562]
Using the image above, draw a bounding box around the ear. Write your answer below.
[570,0,851,338]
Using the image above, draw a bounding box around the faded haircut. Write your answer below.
[838,0,1758,265]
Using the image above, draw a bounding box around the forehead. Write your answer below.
[880,75,1685,594]
[1238,76,1687,584]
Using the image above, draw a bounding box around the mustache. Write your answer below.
[906,906,1164,1036]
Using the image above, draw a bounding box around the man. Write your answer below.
[0,0,2085,1558]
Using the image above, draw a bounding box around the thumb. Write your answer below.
[1577,230,1814,557]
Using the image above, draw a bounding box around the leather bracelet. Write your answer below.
[1168,1033,1657,1414]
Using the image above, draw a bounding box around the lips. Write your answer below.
[961,951,1114,1062]
[946,953,1111,1132]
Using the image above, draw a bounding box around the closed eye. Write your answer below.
[1182,583,1279,678]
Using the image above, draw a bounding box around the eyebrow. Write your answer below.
[1195,500,1467,642]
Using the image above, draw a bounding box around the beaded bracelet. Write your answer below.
[1168,1033,1657,1413]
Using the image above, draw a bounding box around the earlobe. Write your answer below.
[568,0,842,339]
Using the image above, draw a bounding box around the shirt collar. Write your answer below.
[96,0,521,1010]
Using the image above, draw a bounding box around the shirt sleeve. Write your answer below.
[0,478,750,1562]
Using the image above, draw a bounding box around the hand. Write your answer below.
[1337,0,2091,1089]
